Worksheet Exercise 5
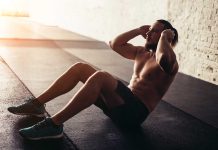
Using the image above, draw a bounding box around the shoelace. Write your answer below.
[34,119,50,130]
[24,97,35,103]
[16,98,35,107]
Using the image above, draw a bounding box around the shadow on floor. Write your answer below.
[119,127,153,150]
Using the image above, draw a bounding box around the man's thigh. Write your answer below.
[100,91,125,109]
[92,71,125,109]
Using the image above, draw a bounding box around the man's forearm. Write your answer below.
[156,29,176,60]
[110,28,141,48]
[156,35,173,55]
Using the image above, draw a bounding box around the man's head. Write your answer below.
[145,19,178,50]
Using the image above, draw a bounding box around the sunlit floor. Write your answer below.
[0,16,134,82]
[0,16,137,150]
[0,16,92,40]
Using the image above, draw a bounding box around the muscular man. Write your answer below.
[8,19,179,140]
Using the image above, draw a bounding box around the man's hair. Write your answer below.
[157,19,178,47]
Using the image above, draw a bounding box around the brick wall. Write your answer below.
[168,0,218,85]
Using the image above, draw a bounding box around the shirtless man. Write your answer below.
[8,19,178,140]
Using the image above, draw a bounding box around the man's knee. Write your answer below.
[69,62,87,71]
[90,71,106,82]
[89,71,110,82]
[88,71,117,91]
[69,62,97,82]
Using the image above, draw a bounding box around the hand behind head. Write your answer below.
[139,25,150,39]
[161,29,175,43]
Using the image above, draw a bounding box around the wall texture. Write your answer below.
[168,0,218,84]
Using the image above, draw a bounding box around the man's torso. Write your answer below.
[128,48,178,112]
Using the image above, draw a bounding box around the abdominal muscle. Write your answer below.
[127,49,175,112]
[128,77,162,112]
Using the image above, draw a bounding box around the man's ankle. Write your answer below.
[50,117,62,126]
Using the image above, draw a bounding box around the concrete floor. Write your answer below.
[0,17,217,150]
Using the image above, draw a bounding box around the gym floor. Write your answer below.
[0,17,217,150]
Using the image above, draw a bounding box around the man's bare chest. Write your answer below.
[134,53,164,80]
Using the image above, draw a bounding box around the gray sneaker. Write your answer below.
[8,98,46,117]
[19,117,63,140]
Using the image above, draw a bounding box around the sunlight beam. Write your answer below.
[0,0,29,17]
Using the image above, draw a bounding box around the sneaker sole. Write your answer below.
[20,132,64,140]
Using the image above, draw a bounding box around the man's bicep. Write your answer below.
[110,42,140,60]
[158,53,177,74]
[159,55,172,73]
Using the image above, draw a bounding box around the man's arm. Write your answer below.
[109,26,150,60]
[156,29,178,74]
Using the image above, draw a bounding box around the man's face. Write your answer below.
[145,21,165,48]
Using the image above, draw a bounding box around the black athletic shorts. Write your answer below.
[94,80,150,128]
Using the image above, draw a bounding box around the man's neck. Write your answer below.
[145,47,157,52]
[145,43,157,52]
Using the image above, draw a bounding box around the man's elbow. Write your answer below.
[109,40,114,49]
[109,40,119,51]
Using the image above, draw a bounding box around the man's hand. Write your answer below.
[161,29,175,44]
[139,25,150,39]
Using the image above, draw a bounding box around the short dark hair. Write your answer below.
[157,19,178,47]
